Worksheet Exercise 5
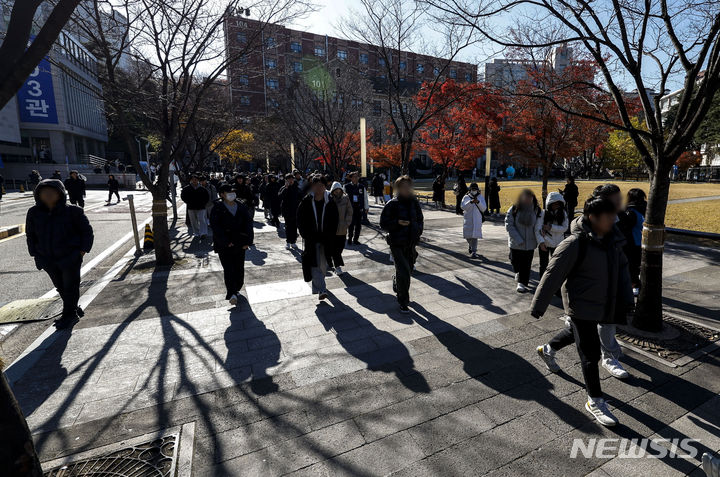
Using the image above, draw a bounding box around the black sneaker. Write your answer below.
[55,315,79,330]
[399,304,410,314]
[76,306,84,317]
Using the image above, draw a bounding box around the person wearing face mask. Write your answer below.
[209,183,254,305]
[461,183,487,259]
[505,189,544,293]
[539,191,569,277]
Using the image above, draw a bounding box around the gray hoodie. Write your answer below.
[531,216,633,324]
[505,204,544,250]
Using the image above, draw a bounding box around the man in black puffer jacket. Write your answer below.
[64,170,86,208]
[380,175,424,313]
[26,179,94,329]
[279,173,302,249]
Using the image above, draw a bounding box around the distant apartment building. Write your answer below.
[223,17,478,118]
[0,4,109,179]
[484,45,573,90]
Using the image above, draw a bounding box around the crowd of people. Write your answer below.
[25,166,648,428]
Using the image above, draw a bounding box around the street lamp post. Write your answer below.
[290,143,295,171]
[360,117,367,177]
[484,146,492,208]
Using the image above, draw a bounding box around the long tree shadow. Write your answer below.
[413,273,507,314]
[315,294,430,393]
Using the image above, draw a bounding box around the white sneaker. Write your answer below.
[536,344,560,373]
[229,294,238,306]
[585,397,618,427]
[286,243,292,250]
[602,358,630,379]
[633,287,640,297]
[516,283,526,293]
[335,266,344,275]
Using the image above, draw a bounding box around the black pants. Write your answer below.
[538,246,556,277]
[509,248,534,285]
[218,247,246,299]
[567,202,577,225]
[348,208,362,243]
[284,216,298,244]
[455,195,463,214]
[626,244,641,287]
[390,245,414,306]
[108,190,120,202]
[550,319,602,398]
[328,234,346,268]
[44,259,82,319]
[69,196,85,208]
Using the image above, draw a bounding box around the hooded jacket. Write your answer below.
[541,191,569,249]
[26,179,94,269]
[330,182,353,235]
[461,191,487,239]
[531,216,633,324]
[505,204,544,251]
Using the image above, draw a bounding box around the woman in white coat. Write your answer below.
[461,183,487,259]
[539,191,569,276]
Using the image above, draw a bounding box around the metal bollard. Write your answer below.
[127,194,141,254]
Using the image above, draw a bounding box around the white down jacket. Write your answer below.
[542,191,569,249]
[461,192,487,239]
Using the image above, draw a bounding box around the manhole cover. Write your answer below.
[42,424,193,477]
[0,298,61,324]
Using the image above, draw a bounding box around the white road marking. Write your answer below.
[245,279,311,304]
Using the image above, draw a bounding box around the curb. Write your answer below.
[666,227,720,240]
[0,224,24,239]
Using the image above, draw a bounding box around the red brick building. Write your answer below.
[224,16,478,118]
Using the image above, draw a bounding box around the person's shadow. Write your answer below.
[246,246,268,266]
[315,294,430,393]
[414,273,507,315]
[223,296,280,395]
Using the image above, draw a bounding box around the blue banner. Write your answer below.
[17,58,58,124]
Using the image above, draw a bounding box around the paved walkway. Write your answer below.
[6,203,720,476]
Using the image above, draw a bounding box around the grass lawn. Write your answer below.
[415,179,720,233]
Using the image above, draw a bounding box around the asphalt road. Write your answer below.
[0,189,156,307]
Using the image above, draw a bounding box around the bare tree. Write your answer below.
[340,0,477,173]
[73,0,312,266]
[425,0,720,331]
[278,58,373,177]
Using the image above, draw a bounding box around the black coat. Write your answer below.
[380,196,424,247]
[432,179,445,203]
[297,193,339,281]
[108,178,120,192]
[344,182,366,209]
[264,181,281,215]
[64,177,86,199]
[371,175,384,197]
[26,179,94,269]
[181,184,210,210]
[563,183,579,205]
[488,182,501,209]
[279,182,302,218]
[209,199,254,252]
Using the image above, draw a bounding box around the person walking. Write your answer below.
[454,174,468,215]
[505,189,544,293]
[298,175,339,301]
[26,179,94,329]
[531,196,633,427]
[371,173,384,205]
[618,188,646,297]
[64,170,86,208]
[538,191,568,277]
[29,170,42,191]
[344,172,366,245]
[383,177,393,203]
[488,177,501,216]
[181,173,210,238]
[209,183,254,306]
[107,174,121,203]
[279,173,302,250]
[461,183,486,259]
[562,176,579,221]
[329,181,353,275]
[265,174,282,226]
[432,175,445,209]
[201,175,218,224]
[380,175,424,313]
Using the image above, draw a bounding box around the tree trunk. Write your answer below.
[632,162,671,332]
[151,185,173,267]
[541,164,551,205]
[0,371,43,476]
[400,140,412,175]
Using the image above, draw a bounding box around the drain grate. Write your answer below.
[42,424,194,477]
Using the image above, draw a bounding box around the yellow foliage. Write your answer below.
[602,117,647,169]
[213,129,255,163]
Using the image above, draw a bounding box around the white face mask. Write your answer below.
[225,192,236,201]
[470,190,479,196]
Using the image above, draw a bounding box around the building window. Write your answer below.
[268,99,279,108]
[433,66,440,76]
[290,41,302,53]
[416,63,424,73]
[378,58,386,67]
[314,46,325,57]
[267,78,279,89]
[240,96,250,105]
[266,58,277,69]
[236,32,246,43]
[266,37,276,48]
[399,61,406,70]
[373,100,381,116]
[293,61,303,72]
[359,53,369,64]
[238,75,249,86]
[449,68,457,79]
[465,73,472,82]
[337,49,347,60]
[238,55,248,64]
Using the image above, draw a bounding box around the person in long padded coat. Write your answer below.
[329,181,353,274]
[264,175,282,226]
[461,183,486,259]
[279,173,302,249]
[298,175,339,301]
[210,183,254,306]
[505,189,544,293]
